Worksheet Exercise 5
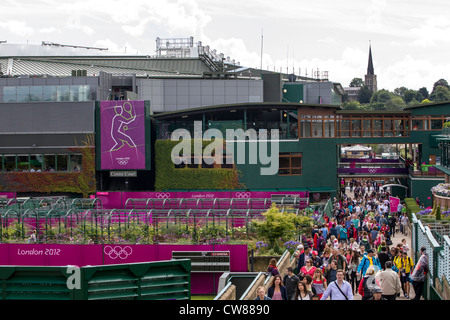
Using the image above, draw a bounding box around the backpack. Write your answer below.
[360,238,371,251]
[363,275,376,299]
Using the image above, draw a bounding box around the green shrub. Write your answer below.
[404,198,421,219]
[155,139,244,190]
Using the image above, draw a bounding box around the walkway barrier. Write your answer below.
[0,259,191,300]
[411,213,450,300]
[124,197,308,211]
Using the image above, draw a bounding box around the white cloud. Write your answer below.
[94,38,142,55]
[410,15,450,47]
[0,20,34,37]
[39,27,60,34]
[379,55,450,91]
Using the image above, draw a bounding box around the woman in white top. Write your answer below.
[293,281,314,300]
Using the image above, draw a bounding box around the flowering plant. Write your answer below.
[431,183,450,197]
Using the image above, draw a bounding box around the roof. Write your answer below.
[403,100,450,110]
[0,56,209,78]
[152,102,341,120]
[342,145,372,151]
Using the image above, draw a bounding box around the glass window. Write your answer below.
[43,86,57,101]
[383,119,393,136]
[431,118,443,130]
[300,117,311,138]
[278,153,302,175]
[57,86,70,101]
[17,86,30,102]
[69,86,79,101]
[78,85,91,101]
[363,119,372,137]
[4,155,16,172]
[3,86,17,102]
[312,116,323,137]
[69,154,82,172]
[57,155,68,171]
[373,119,382,136]
[352,119,361,137]
[323,116,335,137]
[43,155,56,172]
[30,154,43,172]
[17,155,29,171]
[339,118,350,137]
[412,118,423,130]
[29,86,43,101]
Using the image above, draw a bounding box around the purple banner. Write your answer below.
[337,168,409,174]
[96,191,309,209]
[100,100,146,170]
[389,196,400,213]
[0,243,248,294]
[340,158,400,163]
[0,192,16,199]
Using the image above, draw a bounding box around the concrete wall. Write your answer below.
[137,78,263,113]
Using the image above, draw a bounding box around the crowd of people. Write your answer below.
[259,179,429,301]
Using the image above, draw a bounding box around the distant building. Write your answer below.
[343,86,361,101]
[364,44,377,93]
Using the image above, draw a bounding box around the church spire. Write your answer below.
[364,42,377,92]
[367,43,374,75]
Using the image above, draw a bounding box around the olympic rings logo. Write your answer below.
[368,168,378,174]
[104,245,133,259]
[365,158,372,163]
[155,192,170,199]
[117,159,129,166]
[235,192,251,199]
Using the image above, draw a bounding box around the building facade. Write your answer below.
[0,40,447,208]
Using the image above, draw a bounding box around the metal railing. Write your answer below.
[411,213,450,300]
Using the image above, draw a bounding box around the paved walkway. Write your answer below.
[353,226,416,300]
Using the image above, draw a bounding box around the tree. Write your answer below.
[371,89,393,104]
[357,85,372,104]
[342,100,362,110]
[252,203,309,254]
[349,77,364,87]
[385,96,406,110]
[418,87,429,99]
[429,85,450,102]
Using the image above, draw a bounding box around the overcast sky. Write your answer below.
[1,0,450,92]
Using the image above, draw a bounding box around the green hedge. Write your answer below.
[155,139,244,191]
[404,198,421,219]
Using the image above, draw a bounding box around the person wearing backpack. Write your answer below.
[394,251,414,298]
[360,232,371,253]
[357,249,381,277]
[358,265,380,300]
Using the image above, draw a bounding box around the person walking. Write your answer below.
[358,265,379,300]
[375,261,401,300]
[255,286,271,300]
[320,269,354,300]
[283,267,300,300]
[267,258,280,276]
[312,268,327,299]
[357,249,381,277]
[411,247,429,300]
[296,246,311,275]
[394,251,414,299]
[267,275,288,300]
[292,281,314,300]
